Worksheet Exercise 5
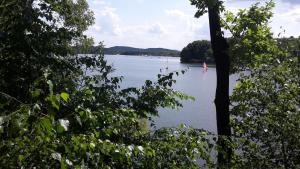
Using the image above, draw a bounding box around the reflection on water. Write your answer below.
[105,55,238,133]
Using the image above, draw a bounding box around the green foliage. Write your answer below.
[276,36,300,52]
[190,0,225,18]
[180,40,214,63]
[0,0,214,168]
[223,1,277,73]
[227,1,300,168]
[0,53,214,168]
[0,0,94,102]
[231,58,300,168]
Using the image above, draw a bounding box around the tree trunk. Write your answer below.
[207,4,231,168]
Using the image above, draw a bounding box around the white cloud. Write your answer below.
[85,1,210,49]
[90,0,106,5]
[275,4,300,23]
[84,0,300,50]
[91,7,122,36]
[165,9,189,20]
[223,0,300,38]
[165,9,209,39]
[148,23,166,34]
[269,2,300,37]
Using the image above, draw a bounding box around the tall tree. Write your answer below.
[0,0,94,102]
[190,0,231,167]
[226,2,300,168]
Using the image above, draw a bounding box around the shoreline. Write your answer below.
[183,63,216,68]
[105,54,180,57]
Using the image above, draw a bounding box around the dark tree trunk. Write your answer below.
[207,4,231,168]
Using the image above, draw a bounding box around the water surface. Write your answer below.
[105,55,238,133]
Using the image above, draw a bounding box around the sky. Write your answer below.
[85,0,300,50]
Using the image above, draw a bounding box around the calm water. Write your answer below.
[105,55,238,133]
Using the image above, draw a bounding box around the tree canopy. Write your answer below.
[0,0,94,101]
[180,40,213,63]
[226,2,300,168]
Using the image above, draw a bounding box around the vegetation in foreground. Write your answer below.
[0,0,299,168]
[0,0,213,168]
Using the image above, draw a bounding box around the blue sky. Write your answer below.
[85,0,300,50]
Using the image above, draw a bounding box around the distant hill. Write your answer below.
[104,46,180,57]
[104,46,141,55]
[73,45,180,57]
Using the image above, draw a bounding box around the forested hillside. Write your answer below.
[74,45,180,56]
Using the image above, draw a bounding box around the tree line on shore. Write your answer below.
[74,45,180,57]
[180,37,300,65]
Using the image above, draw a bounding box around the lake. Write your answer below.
[105,55,238,133]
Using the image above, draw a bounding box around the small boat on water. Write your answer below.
[203,62,208,72]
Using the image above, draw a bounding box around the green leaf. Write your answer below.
[48,94,60,110]
[18,155,25,162]
[40,117,53,133]
[235,81,242,89]
[85,89,93,95]
[60,92,70,102]
[61,157,67,169]
[32,89,42,98]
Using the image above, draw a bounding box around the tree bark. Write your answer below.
[207,4,231,168]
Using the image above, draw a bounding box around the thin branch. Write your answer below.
[0,91,24,104]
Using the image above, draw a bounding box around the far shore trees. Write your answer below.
[180,40,213,63]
